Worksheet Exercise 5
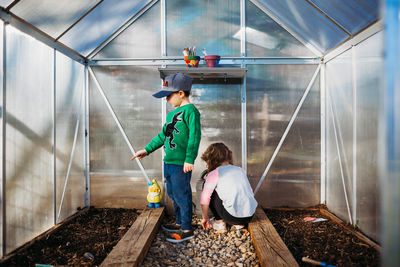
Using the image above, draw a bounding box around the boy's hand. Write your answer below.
[183,162,194,173]
[130,149,147,160]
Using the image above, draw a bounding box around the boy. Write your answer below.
[131,72,201,242]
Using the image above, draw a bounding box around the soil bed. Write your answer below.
[0,207,140,267]
[265,208,379,267]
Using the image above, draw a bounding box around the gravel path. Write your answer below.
[142,216,260,267]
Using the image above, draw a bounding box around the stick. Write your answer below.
[302,257,336,267]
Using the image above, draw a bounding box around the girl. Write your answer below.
[200,143,258,232]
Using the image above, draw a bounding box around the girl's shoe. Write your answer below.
[211,219,227,233]
[232,224,244,230]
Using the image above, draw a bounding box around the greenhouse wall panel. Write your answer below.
[354,31,382,242]
[5,26,54,253]
[166,0,240,56]
[247,64,320,207]
[326,31,383,240]
[89,66,162,207]
[326,49,354,223]
[95,1,161,59]
[55,52,85,222]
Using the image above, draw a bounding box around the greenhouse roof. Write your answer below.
[0,0,379,60]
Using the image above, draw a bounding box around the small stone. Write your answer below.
[194,257,202,262]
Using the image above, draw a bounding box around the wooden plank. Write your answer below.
[319,208,381,252]
[249,207,299,267]
[101,207,165,267]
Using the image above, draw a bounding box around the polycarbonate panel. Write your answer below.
[5,26,54,253]
[246,0,315,57]
[325,49,354,223]
[90,66,162,177]
[95,1,161,58]
[308,0,379,35]
[256,76,320,207]
[256,0,349,52]
[354,32,383,242]
[0,19,3,258]
[246,64,319,207]
[55,52,85,221]
[166,0,240,56]
[11,0,101,38]
[0,0,13,8]
[60,0,152,56]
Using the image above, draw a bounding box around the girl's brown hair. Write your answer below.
[201,142,233,172]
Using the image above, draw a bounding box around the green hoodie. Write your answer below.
[145,104,201,165]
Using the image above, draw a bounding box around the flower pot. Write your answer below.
[184,56,200,68]
[204,55,220,67]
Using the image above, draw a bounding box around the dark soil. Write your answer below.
[265,208,380,267]
[0,207,140,267]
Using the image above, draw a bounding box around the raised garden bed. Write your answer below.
[265,207,380,267]
[0,207,140,266]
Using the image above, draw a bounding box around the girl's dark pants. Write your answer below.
[209,190,253,226]
[164,163,193,231]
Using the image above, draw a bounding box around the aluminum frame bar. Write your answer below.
[84,66,90,206]
[328,91,353,225]
[241,64,247,172]
[1,21,6,257]
[0,8,86,64]
[320,62,326,204]
[52,49,56,225]
[57,84,84,223]
[87,0,159,59]
[250,0,322,57]
[88,67,151,184]
[240,0,246,57]
[254,64,321,195]
[351,46,357,226]
[89,57,320,66]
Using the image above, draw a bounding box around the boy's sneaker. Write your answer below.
[166,230,194,243]
[161,223,181,232]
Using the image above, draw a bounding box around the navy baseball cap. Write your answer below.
[153,72,192,98]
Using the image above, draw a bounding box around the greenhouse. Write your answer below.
[0,0,398,266]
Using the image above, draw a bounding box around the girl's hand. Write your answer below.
[130,149,147,160]
[183,162,194,173]
[201,218,210,230]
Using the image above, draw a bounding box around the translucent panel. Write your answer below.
[256,77,320,207]
[257,0,349,52]
[95,1,161,58]
[166,0,240,56]
[5,26,54,253]
[326,49,354,222]
[308,0,379,35]
[89,66,162,208]
[246,64,319,207]
[11,0,101,38]
[0,0,13,8]
[354,32,383,242]
[246,0,315,57]
[60,0,152,56]
[90,66,162,175]
[55,52,85,221]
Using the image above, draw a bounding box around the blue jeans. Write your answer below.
[164,163,193,230]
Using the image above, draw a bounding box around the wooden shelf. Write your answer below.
[158,67,247,80]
